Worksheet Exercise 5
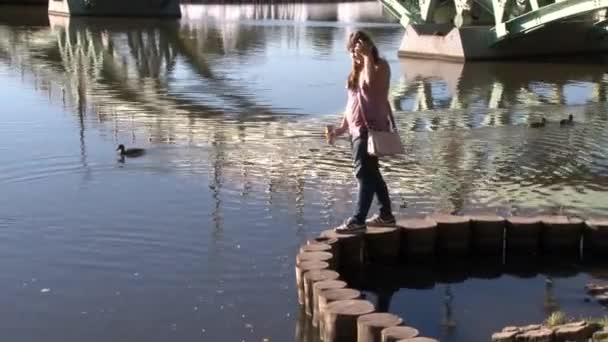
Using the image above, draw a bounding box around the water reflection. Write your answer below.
[2,12,608,216]
[391,62,608,215]
[544,276,559,314]
[290,260,501,341]
[393,58,608,126]
[295,308,322,342]
[1,3,608,342]
[348,258,607,341]
[441,285,456,331]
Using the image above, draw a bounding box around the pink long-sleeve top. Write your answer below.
[345,78,392,138]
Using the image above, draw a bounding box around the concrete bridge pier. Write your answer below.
[382,0,608,60]
[48,0,181,17]
[398,21,608,60]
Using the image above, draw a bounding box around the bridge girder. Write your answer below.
[491,0,608,43]
[380,0,608,42]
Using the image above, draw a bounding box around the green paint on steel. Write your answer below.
[420,0,438,21]
[490,0,608,44]
[379,0,424,25]
[472,0,496,16]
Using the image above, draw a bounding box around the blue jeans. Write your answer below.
[351,131,393,224]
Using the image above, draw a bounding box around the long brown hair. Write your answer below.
[346,30,380,90]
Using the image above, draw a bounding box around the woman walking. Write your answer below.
[326,30,396,233]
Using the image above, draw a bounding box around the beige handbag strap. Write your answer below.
[387,103,398,132]
[361,101,398,133]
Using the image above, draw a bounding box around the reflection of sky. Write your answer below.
[259,26,401,113]
[389,273,607,342]
[562,82,597,105]
[527,82,596,106]
[172,2,404,115]
[172,22,403,115]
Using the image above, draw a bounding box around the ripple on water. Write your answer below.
[2,6,608,342]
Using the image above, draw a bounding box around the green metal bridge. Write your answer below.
[380,0,608,59]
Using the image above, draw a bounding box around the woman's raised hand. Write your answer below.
[354,40,372,58]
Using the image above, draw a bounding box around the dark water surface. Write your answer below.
[1,3,608,342]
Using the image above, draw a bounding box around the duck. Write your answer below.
[116,144,145,157]
[529,117,546,128]
[560,114,574,126]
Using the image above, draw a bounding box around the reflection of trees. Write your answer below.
[441,285,456,330]
[210,130,225,246]
[543,277,559,314]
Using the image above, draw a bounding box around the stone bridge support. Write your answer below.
[382,0,608,59]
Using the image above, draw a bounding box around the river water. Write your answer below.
[1,2,608,342]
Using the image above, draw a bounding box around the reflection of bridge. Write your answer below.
[0,3,393,131]
[2,6,608,217]
[0,15,285,122]
[387,57,608,215]
[391,58,608,127]
[380,0,608,59]
[0,11,355,235]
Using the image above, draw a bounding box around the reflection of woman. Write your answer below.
[327,30,395,232]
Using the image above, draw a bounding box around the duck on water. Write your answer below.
[116,144,145,157]
[530,117,546,128]
[560,114,574,126]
